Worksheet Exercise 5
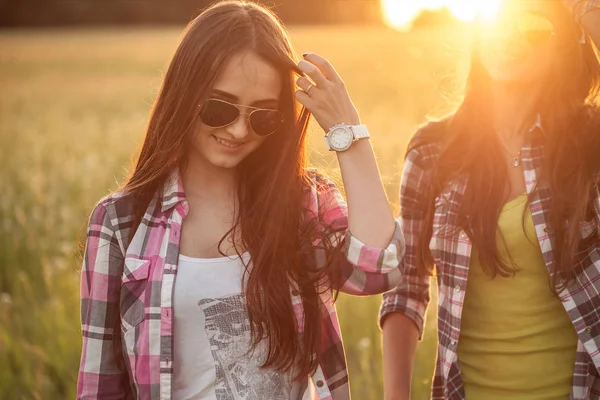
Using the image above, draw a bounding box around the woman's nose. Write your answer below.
[226,113,251,139]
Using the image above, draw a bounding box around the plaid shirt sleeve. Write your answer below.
[314,173,405,296]
[563,0,600,21]
[77,200,131,399]
[379,143,433,339]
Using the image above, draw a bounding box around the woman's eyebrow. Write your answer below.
[210,89,238,102]
[252,98,280,108]
[211,89,279,108]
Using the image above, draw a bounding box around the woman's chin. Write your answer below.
[188,142,250,171]
[487,68,540,86]
[205,155,244,170]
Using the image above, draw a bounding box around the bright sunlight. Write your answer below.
[382,0,502,30]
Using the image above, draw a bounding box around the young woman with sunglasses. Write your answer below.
[77,1,404,399]
[381,1,600,399]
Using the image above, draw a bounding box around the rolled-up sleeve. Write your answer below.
[345,219,405,274]
[312,173,405,296]
[78,201,130,399]
[379,143,433,340]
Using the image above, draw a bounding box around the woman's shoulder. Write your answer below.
[302,169,345,209]
[89,189,137,229]
[406,117,451,162]
[302,169,347,229]
[304,168,336,191]
[581,105,600,179]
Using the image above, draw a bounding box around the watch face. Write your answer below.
[329,127,353,151]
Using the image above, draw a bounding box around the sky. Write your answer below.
[381,0,502,29]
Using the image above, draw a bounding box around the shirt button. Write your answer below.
[316,380,324,388]
[544,227,551,234]
[459,232,467,239]
[586,327,592,334]
[292,289,299,296]
[451,340,457,346]
[454,286,460,293]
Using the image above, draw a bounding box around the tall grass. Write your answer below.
[0,27,469,399]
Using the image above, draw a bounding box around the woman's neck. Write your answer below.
[181,155,237,204]
[490,81,542,139]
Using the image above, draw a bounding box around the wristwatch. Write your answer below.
[324,124,370,152]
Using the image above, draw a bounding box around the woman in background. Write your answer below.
[381,1,600,399]
[77,1,404,399]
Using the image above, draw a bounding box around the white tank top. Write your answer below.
[172,253,311,400]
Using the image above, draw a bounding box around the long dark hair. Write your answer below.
[415,4,600,291]
[118,0,343,379]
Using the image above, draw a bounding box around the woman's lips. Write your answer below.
[212,135,246,151]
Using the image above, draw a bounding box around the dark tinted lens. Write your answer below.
[518,14,554,46]
[249,109,283,136]
[200,99,239,128]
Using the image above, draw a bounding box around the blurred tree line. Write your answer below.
[0,0,384,27]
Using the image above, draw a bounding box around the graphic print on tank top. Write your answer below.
[198,295,293,399]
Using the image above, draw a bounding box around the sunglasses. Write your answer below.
[199,98,284,137]
[484,12,556,46]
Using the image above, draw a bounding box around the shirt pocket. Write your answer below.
[120,257,151,331]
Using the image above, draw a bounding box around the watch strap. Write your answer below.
[350,125,370,141]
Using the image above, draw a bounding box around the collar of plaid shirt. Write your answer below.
[78,168,405,400]
[381,124,600,400]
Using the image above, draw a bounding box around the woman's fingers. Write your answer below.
[303,53,342,83]
[296,52,360,130]
[296,76,316,95]
[298,60,328,87]
[295,89,317,109]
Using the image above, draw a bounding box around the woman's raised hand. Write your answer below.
[561,0,596,21]
[295,53,361,132]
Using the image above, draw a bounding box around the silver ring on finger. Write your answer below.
[306,83,314,95]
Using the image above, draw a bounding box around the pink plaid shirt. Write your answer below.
[78,169,405,400]
[381,121,600,400]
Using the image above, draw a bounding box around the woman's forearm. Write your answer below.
[382,313,420,400]
[337,138,395,248]
[294,53,395,249]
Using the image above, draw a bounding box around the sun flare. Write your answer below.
[382,0,502,30]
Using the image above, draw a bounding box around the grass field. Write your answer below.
[0,26,472,399]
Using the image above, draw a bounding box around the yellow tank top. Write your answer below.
[458,194,578,400]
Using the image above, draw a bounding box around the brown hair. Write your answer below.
[118,0,343,379]
[415,5,600,290]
